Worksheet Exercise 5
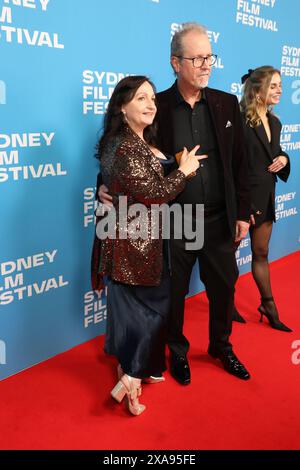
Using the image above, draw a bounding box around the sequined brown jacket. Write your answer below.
[91,126,186,289]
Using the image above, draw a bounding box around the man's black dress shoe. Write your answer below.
[208,349,250,380]
[170,354,191,385]
[232,306,246,323]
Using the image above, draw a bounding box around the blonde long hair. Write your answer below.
[240,66,281,127]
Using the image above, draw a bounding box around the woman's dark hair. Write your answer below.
[96,75,157,160]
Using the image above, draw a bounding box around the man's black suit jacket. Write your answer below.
[155,83,251,237]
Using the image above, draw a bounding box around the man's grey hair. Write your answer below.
[171,22,208,58]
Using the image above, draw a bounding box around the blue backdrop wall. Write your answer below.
[0,0,299,380]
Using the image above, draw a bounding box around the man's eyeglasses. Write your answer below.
[175,54,218,68]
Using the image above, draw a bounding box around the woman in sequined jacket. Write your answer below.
[91,76,203,416]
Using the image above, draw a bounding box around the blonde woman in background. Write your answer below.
[240,66,292,332]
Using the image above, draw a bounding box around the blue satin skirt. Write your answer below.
[104,260,170,379]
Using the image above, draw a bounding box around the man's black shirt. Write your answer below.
[172,83,225,208]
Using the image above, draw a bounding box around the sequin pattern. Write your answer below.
[93,125,186,287]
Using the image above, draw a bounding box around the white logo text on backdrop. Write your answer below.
[0,0,64,49]
[0,80,6,104]
[0,250,69,306]
[236,0,279,31]
[0,132,67,183]
[82,71,132,115]
[0,340,6,365]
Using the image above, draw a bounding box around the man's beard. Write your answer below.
[199,78,209,89]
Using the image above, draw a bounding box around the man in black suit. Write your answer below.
[155,23,251,383]
[98,22,251,383]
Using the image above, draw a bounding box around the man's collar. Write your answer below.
[172,80,207,106]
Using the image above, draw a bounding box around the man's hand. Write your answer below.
[235,220,250,243]
[98,184,113,207]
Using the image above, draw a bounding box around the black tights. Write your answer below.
[249,220,283,320]
[247,220,292,330]
[250,220,273,300]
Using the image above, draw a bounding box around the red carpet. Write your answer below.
[0,251,299,450]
